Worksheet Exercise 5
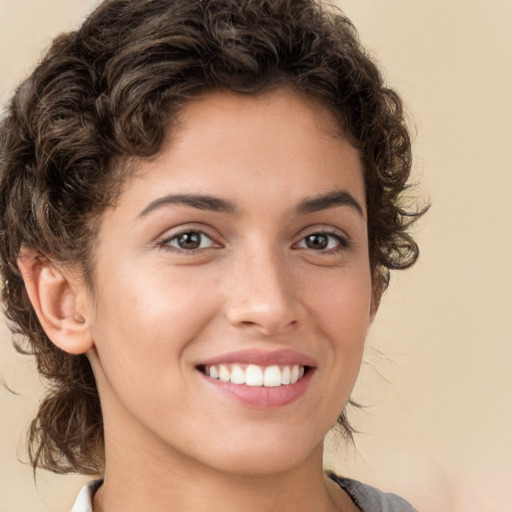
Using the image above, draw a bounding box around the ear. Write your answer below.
[17,248,94,355]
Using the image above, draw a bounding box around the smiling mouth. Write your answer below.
[197,363,309,387]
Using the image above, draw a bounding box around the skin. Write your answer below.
[21,88,375,511]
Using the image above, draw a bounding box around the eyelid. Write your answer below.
[295,225,351,241]
[157,225,223,252]
[292,226,352,251]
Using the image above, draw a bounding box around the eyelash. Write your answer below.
[158,229,350,255]
[294,231,350,255]
[159,230,217,253]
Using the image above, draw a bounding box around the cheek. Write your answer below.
[89,269,221,397]
[95,263,219,336]
[304,267,372,386]
[306,266,373,334]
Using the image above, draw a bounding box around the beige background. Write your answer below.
[1,1,511,511]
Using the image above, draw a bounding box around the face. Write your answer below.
[83,89,375,476]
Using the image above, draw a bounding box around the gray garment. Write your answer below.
[329,472,418,512]
[72,476,418,512]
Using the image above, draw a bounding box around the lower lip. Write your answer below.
[200,369,314,409]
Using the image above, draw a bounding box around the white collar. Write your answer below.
[71,480,103,512]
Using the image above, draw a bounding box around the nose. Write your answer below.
[223,247,304,336]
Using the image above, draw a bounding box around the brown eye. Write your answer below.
[176,232,201,249]
[304,234,329,250]
[164,231,215,251]
[295,232,349,252]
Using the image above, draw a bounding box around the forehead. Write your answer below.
[111,88,365,222]
[175,88,346,140]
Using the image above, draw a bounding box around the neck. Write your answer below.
[94,434,353,512]
[92,376,358,512]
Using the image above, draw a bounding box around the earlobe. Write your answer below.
[17,249,94,355]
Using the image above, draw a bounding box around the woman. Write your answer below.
[0,0,423,510]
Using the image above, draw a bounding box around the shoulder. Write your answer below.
[328,472,418,512]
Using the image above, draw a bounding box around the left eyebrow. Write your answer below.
[137,193,238,218]
[295,190,364,217]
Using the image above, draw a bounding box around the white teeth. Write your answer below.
[245,364,264,386]
[263,365,282,387]
[205,363,306,387]
[281,366,291,385]
[230,364,245,384]
[290,365,299,384]
[218,364,230,382]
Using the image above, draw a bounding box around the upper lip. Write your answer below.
[197,349,317,368]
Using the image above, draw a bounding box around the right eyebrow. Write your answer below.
[137,193,238,218]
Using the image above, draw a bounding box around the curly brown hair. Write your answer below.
[0,0,423,475]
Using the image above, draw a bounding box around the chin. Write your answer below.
[214,451,311,477]
[199,427,323,477]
